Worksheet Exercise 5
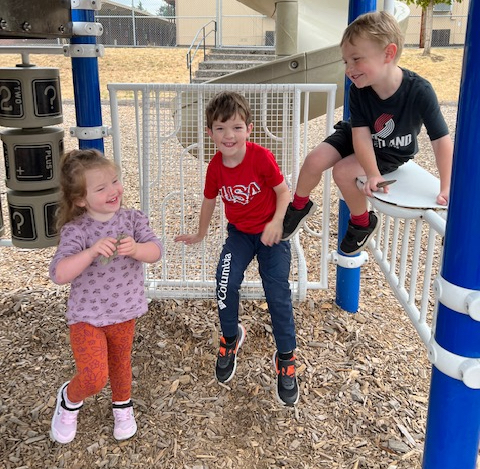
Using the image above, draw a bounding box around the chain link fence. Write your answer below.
[96,0,274,48]
[1,1,468,49]
[405,13,467,47]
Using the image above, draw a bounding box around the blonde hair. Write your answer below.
[341,11,404,62]
[56,148,119,229]
[205,91,252,129]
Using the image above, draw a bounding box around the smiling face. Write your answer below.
[207,113,253,164]
[77,166,124,222]
[342,37,396,90]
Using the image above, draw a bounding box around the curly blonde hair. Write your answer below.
[56,148,119,230]
[341,11,404,62]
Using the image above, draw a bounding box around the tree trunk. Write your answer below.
[423,0,434,56]
[419,8,425,48]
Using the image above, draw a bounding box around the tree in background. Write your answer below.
[403,0,462,55]
[156,0,175,17]
[136,1,145,11]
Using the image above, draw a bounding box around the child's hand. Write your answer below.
[436,190,449,206]
[261,219,282,246]
[116,235,138,258]
[97,233,129,264]
[174,233,204,245]
[364,176,389,197]
[89,236,119,262]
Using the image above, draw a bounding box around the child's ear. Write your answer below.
[75,198,86,208]
[207,127,213,138]
[385,43,398,63]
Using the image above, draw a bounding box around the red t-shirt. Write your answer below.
[204,141,285,234]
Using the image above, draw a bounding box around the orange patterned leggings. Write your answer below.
[66,319,135,404]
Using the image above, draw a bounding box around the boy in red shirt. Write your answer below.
[175,91,298,406]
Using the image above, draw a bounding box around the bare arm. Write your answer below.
[261,180,291,246]
[352,126,386,196]
[174,196,217,244]
[431,134,453,205]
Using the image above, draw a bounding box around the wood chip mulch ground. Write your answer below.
[0,104,459,469]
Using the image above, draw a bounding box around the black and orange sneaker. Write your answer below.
[215,324,246,383]
[273,351,299,406]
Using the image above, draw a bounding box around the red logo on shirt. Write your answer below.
[373,113,395,139]
[220,183,261,205]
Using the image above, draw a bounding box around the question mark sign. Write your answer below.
[44,85,57,110]
[12,211,25,234]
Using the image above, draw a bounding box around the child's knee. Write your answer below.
[85,372,109,396]
[332,161,345,182]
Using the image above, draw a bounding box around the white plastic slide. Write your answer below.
[212,0,410,111]
[176,1,410,158]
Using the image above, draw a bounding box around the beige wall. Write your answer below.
[404,1,469,46]
[176,0,275,47]
[177,0,469,49]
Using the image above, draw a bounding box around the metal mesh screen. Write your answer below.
[108,83,337,300]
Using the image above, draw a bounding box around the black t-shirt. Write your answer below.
[349,68,449,167]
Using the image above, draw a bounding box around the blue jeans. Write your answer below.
[215,224,296,353]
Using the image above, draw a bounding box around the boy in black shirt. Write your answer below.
[282,11,453,255]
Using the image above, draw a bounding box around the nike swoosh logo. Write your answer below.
[357,235,369,246]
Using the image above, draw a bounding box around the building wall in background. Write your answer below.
[175,0,275,47]
[404,1,469,47]
[1,0,469,48]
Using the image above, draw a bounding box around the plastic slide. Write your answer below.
[210,0,410,111]
[176,1,409,164]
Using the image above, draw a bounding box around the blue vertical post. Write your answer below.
[70,8,104,151]
[423,1,480,467]
[335,0,376,312]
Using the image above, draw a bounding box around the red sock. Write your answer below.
[351,211,370,227]
[292,194,310,210]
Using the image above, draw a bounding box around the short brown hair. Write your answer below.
[205,91,252,129]
[341,11,404,62]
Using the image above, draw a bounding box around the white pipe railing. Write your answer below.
[108,83,337,301]
[108,82,445,350]
[369,209,446,347]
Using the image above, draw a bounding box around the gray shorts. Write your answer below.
[325,120,406,175]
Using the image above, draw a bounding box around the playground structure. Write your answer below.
[207,0,409,111]
[107,80,447,364]
[1,1,480,468]
[108,82,337,301]
[178,1,409,168]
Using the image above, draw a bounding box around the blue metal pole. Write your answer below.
[70,8,104,151]
[423,1,480,467]
[335,0,376,312]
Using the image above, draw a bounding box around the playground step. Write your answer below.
[198,60,269,71]
[205,53,276,62]
[192,47,276,83]
[208,47,275,56]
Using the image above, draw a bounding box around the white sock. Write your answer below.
[63,387,82,409]
[113,399,131,406]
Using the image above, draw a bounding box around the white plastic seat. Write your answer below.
[356,160,448,218]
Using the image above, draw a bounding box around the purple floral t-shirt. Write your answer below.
[49,208,162,326]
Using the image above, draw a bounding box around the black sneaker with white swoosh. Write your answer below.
[339,211,379,256]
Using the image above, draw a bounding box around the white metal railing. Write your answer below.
[186,20,217,83]
[369,202,447,348]
[107,81,448,353]
[108,83,337,301]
